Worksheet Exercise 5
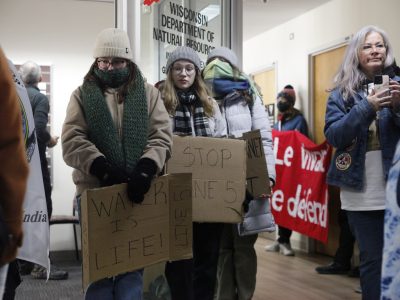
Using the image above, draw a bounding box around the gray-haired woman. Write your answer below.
[324,25,400,299]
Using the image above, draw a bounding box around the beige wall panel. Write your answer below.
[254,69,276,105]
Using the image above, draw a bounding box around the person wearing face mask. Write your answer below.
[324,25,400,299]
[62,28,172,299]
[274,85,308,135]
[160,46,226,300]
[265,85,308,256]
[203,47,276,300]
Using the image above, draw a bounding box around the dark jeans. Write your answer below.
[39,143,52,219]
[277,226,292,244]
[347,210,384,300]
[334,210,355,268]
[165,222,223,300]
[165,259,194,300]
[85,270,144,300]
[3,260,21,300]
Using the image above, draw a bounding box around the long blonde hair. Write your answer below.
[163,69,214,116]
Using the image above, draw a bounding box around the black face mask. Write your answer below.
[277,101,291,113]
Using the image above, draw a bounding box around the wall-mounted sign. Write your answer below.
[141,0,222,81]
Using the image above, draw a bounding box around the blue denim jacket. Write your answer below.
[324,78,400,190]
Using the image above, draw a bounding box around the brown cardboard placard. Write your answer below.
[167,135,247,223]
[242,130,271,197]
[81,174,192,291]
[168,174,193,261]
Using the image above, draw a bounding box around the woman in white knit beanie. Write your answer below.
[62,28,172,300]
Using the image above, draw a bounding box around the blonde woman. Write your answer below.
[161,46,226,300]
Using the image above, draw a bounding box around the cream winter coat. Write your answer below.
[219,94,276,183]
[62,82,172,195]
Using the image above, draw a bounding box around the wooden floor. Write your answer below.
[253,238,361,300]
[15,239,361,299]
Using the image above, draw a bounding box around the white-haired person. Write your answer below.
[161,46,226,300]
[324,25,400,299]
[203,47,276,300]
[18,60,67,280]
[62,28,172,299]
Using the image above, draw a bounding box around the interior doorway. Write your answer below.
[252,65,276,240]
[311,44,347,257]
[253,65,276,127]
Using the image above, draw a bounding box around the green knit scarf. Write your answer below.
[81,65,148,174]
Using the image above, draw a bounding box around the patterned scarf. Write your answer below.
[203,58,261,100]
[211,78,250,97]
[81,65,148,174]
[174,90,211,137]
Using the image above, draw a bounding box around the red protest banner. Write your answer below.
[271,130,332,243]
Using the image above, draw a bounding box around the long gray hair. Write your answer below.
[333,25,394,100]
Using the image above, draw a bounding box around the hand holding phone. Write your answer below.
[374,75,390,96]
[367,75,391,111]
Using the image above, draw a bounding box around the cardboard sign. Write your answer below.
[80,174,192,290]
[242,130,271,198]
[167,135,247,223]
[168,174,193,261]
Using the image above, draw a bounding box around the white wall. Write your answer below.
[0,0,113,251]
[244,0,400,120]
[244,0,400,251]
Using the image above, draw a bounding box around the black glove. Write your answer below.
[90,156,128,187]
[127,158,158,204]
[243,189,254,213]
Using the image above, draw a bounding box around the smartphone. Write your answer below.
[374,75,389,95]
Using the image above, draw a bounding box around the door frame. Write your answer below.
[307,36,351,140]
[250,61,278,99]
[306,37,350,253]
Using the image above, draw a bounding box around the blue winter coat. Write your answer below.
[324,79,400,190]
[273,110,309,137]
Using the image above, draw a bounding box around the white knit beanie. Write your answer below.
[93,28,133,60]
[207,47,238,68]
[166,46,201,72]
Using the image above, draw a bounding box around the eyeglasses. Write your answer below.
[97,58,127,69]
[171,65,196,75]
[361,43,386,53]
